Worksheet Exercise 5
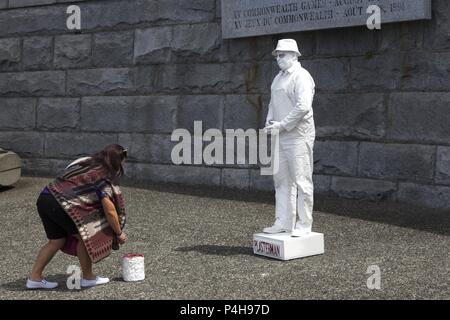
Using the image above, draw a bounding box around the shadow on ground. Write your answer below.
[2,274,71,292]
[6,176,449,237]
[314,195,450,237]
[2,274,129,292]
[123,180,450,237]
[174,245,253,256]
[0,186,14,192]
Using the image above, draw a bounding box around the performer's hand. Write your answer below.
[264,121,284,134]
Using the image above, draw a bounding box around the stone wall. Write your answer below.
[0,0,449,209]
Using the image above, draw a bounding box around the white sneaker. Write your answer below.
[262,225,288,234]
[291,229,311,237]
[26,278,58,289]
[80,276,110,288]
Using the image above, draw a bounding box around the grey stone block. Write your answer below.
[0,98,36,130]
[0,1,7,9]
[37,98,80,130]
[250,169,274,192]
[81,96,133,133]
[133,163,221,186]
[134,26,173,65]
[302,58,348,91]
[222,168,250,190]
[23,36,53,70]
[171,23,221,59]
[351,54,402,90]
[314,141,358,176]
[259,94,271,129]
[164,62,272,94]
[251,172,333,194]
[9,0,56,7]
[170,136,215,167]
[378,23,424,53]
[78,0,214,33]
[423,0,450,50]
[436,146,450,185]
[397,183,450,209]
[135,62,272,94]
[118,133,174,164]
[60,3,110,29]
[77,0,149,30]
[0,132,44,157]
[223,95,261,130]
[316,27,377,56]
[331,176,397,201]
[398,52,429,90]
[230,62,273,93]
[0,6,66,37]
[219,137,261,169]
[134,23,221,64]
[22,158,68,177]
[162,63,226,92]
[314,93,385,139]
[313,174,331,194]
[56,0,89,2]
[132,96,177,134]
[134,65,159,93]
[120,162,135,183]
[177,95,224,132]
[387,93,450,144]
[81,96,177,133]
[400,52,450,91]
[155,0,215,24]
[359,142,435,183]
[0,71,65,96]
[67,68,134,96]
[216,0,221,18]
[0,38,21,71]
[54,34,91,69]
[45,132,117,158]
[225,36,275,62]
[118,165,137,183]
[93,31,134,67]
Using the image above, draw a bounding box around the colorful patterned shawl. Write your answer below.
[47,163,126,263]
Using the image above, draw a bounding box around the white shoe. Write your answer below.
[291,229,311,237]
[26,278,58,289]
[263,225,288,234]
[81,276,110,288]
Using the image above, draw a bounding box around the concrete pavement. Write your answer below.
[0,177,448,299]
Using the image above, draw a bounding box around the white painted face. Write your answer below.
[275,51,297,71]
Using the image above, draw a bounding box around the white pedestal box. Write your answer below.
[253,232,324,260]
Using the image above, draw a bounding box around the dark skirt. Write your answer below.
[36,192,78,240]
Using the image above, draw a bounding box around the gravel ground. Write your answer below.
[0,177,448,300]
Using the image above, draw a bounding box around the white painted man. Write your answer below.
[263,39,316,237]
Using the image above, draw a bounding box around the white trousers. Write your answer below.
[273,139,314,231]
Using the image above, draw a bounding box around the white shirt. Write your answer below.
[266,61,315,139]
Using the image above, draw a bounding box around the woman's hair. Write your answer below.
[82,144,127,177]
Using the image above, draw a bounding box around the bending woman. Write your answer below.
[27,144,128,289]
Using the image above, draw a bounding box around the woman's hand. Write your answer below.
[117,232,127,245]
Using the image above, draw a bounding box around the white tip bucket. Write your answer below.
[122,253,145,282]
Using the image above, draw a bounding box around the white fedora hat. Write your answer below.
[272,39,301,56]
